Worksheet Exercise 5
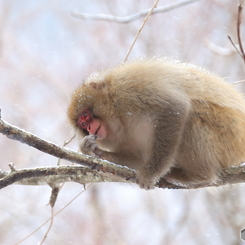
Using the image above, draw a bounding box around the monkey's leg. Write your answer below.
[163,167,217,187]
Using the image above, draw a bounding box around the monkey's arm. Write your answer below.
[135,97,191,189]
[80,135,141,168]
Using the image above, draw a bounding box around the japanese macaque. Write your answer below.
[67,58,245,190]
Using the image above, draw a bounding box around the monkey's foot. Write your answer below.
[135,171,157,190]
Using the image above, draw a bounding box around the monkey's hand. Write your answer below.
[135,170,158,190]
[80,135,102,157]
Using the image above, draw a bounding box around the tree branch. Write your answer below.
[71,0,199,24]
[0,115,135,181]
[228,0,245,63]
[1,113,245,190]
[0,165,131,189]
[124,0,160,62]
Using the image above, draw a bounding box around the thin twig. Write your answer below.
[124,0,160,62]
[38,208,54,245]
[228,0,245,63]
[237,0,245,62]
[228,35,244,59]
[13,185,91,245]
[57,134,75,166]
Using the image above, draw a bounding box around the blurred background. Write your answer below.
[0,0,245,244]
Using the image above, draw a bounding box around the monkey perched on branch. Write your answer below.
[67,58,245,190]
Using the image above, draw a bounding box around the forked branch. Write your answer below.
[1,114,245,190]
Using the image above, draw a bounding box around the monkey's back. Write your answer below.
[101,58,245,170]
[105,58,245,113]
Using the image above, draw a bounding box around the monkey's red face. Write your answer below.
[78,110,107,140]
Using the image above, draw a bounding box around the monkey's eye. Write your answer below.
[82,112,87,118]
[81,109,90,119]
[78,120,87,130]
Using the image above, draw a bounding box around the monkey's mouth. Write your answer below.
[94,124,106,140]
[94,125,101,136]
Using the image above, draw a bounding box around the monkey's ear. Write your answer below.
[90,82,106,90]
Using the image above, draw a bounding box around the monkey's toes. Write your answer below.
[135,173,156,190]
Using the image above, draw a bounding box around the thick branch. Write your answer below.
[0,117,134,181]
[1,116,245,190]
[0,165,131,189]
[1,164,245,190]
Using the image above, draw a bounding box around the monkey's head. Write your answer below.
[68,90,102,140]
[67,71,119,141]
[68,60,159,142]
